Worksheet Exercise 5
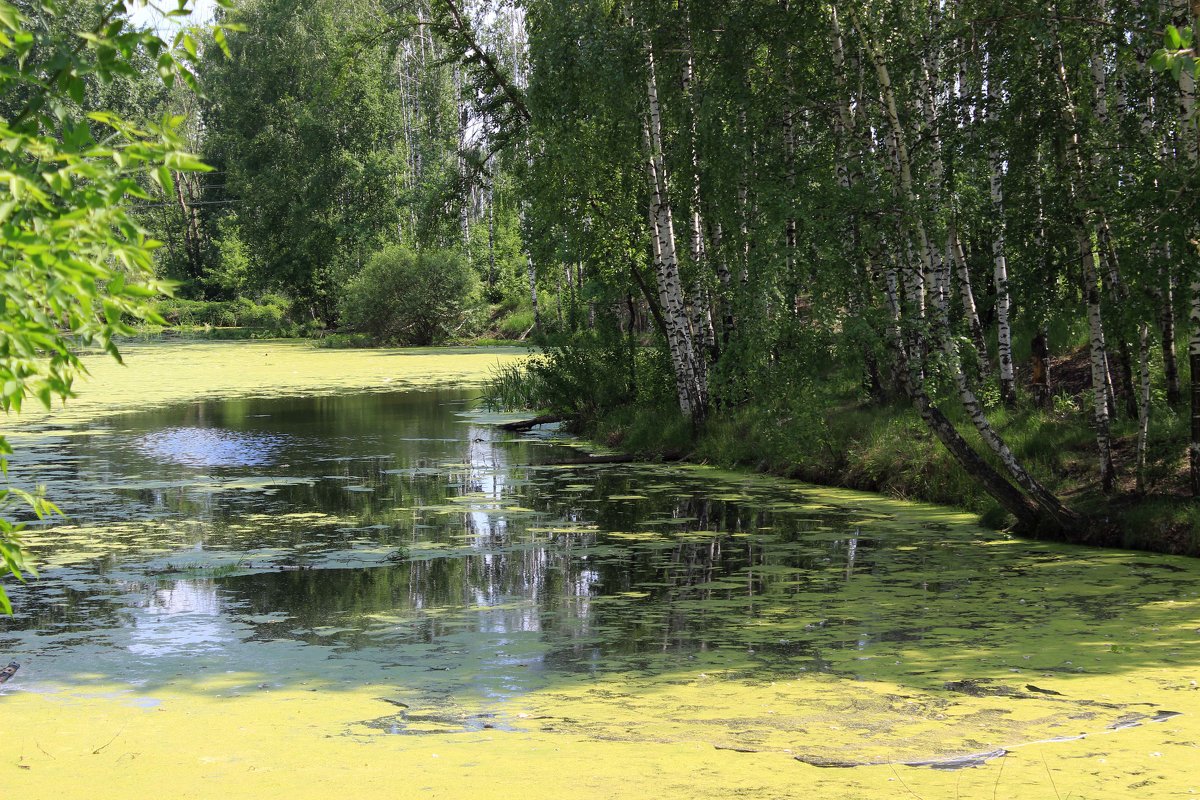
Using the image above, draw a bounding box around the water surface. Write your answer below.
[2,344,1198,797]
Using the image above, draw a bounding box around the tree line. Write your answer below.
[494,0,1200,537]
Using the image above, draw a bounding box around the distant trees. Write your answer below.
[136,0,536,334]
[201,0,407,319]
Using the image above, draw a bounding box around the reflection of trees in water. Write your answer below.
[22,460,883,664]
[1,581,128,634]
[17,389,899,675]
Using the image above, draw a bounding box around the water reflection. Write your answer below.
[2,388,1199,723]
[137,426,287,468]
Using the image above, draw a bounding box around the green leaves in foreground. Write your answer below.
[1150,25,1197,83]
[0,488,58,615]
[0,1,219,611]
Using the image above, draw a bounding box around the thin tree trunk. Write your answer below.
[527,253,541,334]
[1137,321,1152,493]
[1031,329,1051,409]
[1158,258,1182,405]
[644,36,707,420]
[487,193,496,291]
[1052,21,1116,494]
[1081,231,1117,494]
[950,224,989,384]
[986,50,1015,406]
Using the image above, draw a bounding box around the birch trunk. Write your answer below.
[985,50,1015,406]
[1137,321,1152,493]
[950,225,989,382]
[681,38,715,361]
[711,221,735,346]
[1159,257,1182,405]
[644,37,707,420]
[1082,230,1117,493]
[1052,22,1116,493]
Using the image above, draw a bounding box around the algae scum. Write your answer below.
[2,343,1199,797]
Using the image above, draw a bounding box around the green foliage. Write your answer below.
[207,212,252,296]
[156,294,296,331]
[201,0,407,316]
[1150,25,1197,81]
[338,245,477,345]
[0,0,218,611]
[497,309,535,338]
[484,333,673,418]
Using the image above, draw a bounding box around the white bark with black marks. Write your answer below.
[985,49,1015,406]
[644,38,707,420]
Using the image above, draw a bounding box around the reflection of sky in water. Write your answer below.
[129,580,231,657]
[137,427,286,468]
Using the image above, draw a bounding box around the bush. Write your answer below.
[155,294,298,333]
[235,294,290,329]
[482,334,667,417]
[158,299,235,327]
[339,245,477,345]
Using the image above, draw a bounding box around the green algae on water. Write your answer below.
[3,341,1200,799]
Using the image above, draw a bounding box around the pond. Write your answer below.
[1,341,1198,798]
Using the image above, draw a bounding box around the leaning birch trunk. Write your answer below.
[985,49,1015,406]
[850,9,1044,530]
[950,224,989,385]
[644,38,706,420]
[933,235,1082,530]
[883,260,1040,527]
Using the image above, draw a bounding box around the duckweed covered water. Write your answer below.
[2,341,1199,798]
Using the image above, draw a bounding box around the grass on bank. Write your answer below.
[484,343,1200,555]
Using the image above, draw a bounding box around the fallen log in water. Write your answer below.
[536,454,637,465]
[528,450,688,466]
[498,414,566,431]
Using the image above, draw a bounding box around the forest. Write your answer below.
[7,2,1200,797]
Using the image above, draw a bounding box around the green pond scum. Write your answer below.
[1,341,1198,798]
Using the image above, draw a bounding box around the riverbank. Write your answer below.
[574,401,1200,555]
[509,343,1200,557]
